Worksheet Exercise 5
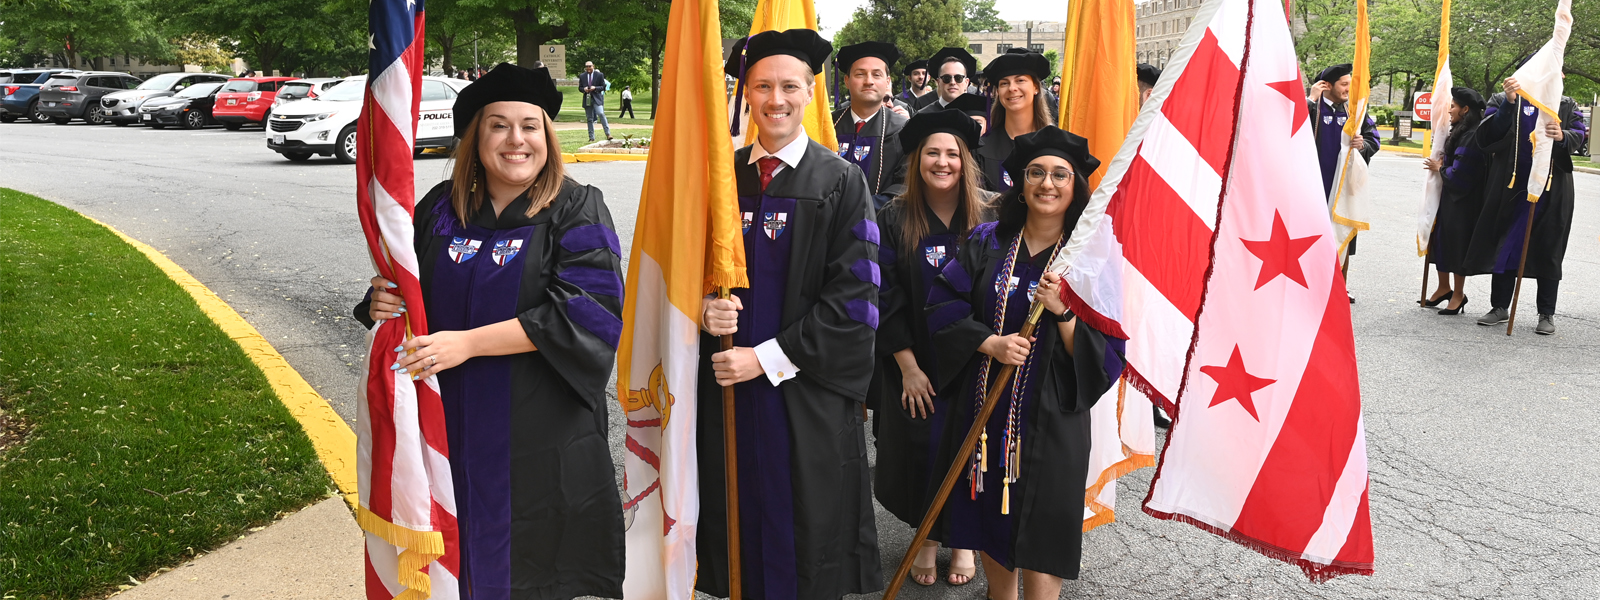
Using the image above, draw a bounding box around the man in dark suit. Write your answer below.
[578,61,612,141]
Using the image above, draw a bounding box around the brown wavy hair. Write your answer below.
[449,107,566,224]
[895,134,992,255]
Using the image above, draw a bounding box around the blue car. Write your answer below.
[2,69,76,123]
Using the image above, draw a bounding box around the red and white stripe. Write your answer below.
[1059,0,1373,580]
[356,4,460,598]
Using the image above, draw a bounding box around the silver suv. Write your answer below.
[102,72,230,126]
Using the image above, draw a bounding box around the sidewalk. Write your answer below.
[112,497,363,600]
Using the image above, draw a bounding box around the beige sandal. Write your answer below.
[910,542,938,586]
[947,549,976,586]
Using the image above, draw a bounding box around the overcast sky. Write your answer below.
[812,0,1071,39]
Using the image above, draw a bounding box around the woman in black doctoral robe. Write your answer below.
[355,63,625,600]
[1421,86,1488,315]
[973,50,1053,194]
[873,108,995,587]
[926,126,1124,600]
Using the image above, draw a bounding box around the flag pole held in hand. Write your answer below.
[883,300,1049,600]
[718,286,743,600]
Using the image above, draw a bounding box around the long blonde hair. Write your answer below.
[896,135,991,255]
[449,108,566,224]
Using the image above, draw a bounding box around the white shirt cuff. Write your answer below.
[753,338,800,386]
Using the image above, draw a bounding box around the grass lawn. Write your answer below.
[1385,138,1425,149]
[554,85,656,126]
[0,189,331,599]
[555,128,653,154]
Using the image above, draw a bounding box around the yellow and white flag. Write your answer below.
[1416,0,1452,256]
[1057,0,1156,532]
[1510,0,1572,203]
[1329,0,1371,256]
[619,0,744,597]
[728,0,838,151]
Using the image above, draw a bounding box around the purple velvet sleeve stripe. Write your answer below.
[566,295,623,349]
[927,280,961,305]
[846,298,880,330]
[558,266,624,297]
[941,258,972,293]
[851,258,881,287]
[927,300,971,333]
[560,223,622,255]
[431,192,459,237]
[1104,336,1127,384]
[852,219,880,245]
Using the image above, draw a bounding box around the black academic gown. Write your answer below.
[872,199,995,527]
[832,105,909,207]
[1462,94,1587,280]
[354,179,626,600]
[907,90,939,112]
[1427,121,1489,274]
[1308,98,1379,255]
[975,129,1019,194]
[924,222,1122,580]
[694,139,883,600]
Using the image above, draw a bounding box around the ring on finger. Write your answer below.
[429,355,437,366]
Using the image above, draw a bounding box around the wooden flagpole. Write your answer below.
[718,286,743,600]
[1418,223,1435,306]
[1505,203,1536,336]
[883,301,1049,600]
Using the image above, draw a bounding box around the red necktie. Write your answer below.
[855,120,866,134]
[758,156,783,192]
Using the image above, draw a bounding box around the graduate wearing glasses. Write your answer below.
[924,126,1124,600]
[918,47,979,115]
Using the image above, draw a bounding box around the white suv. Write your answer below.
[265,76,468,163]
[102,72,230,126]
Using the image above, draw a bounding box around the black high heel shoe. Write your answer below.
[1437,296,1469,315]
[1421,290,1454,307]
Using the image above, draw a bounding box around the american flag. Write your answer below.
[354,0,461,598]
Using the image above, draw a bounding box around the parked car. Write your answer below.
[212,77,296,130]
[138,81,226,129]
[1,69,75,123]
[102,72,230,126]
[272,78,343,110]
[266,75,466,163]
[36,71,143,124]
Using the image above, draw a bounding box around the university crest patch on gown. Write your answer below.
[1337,115,1347,125]
[742,211,754,235]
[763,212,788,239]
[838,142,852,157]
[995,273,1020,296]
[925,244,948,268]
[853,144,872,162]
[1323,115,1334,124]
[490,238,524,265]
[1523,104,1536,116]
[449,237,482,263]
[1001,168,1013,188]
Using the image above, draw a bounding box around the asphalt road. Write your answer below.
[3,120,1597,599]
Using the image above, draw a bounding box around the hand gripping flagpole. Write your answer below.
[884,299,1049,600]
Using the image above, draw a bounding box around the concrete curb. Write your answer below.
[86,215,359,509]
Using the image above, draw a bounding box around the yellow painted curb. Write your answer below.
[85,215,360,509]
[1381,145,1426,156]
[560,152,650,163]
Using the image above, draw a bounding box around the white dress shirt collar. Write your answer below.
[747,132,809,170]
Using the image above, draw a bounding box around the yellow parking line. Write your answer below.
[85,214,360,509]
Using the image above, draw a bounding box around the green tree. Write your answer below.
[424,0,516,75]
[5,0,168,69]
[834,0,966,69]
[457,0,575,67]
[963,0,1010,33]
[165,0,331,75]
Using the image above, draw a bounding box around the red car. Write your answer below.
[212,77,296,130]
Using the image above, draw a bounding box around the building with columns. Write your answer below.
[963,20,1066,73]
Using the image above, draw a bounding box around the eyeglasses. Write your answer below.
[1024,166,1075,186]
[937,74,968,84]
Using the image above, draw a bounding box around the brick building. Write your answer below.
[1135,0,1206,68]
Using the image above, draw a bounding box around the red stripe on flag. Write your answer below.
[1161,30,1242,174]
[365,549,390,600]
[1229,268,1370,578]
[1109,154,1215,321]
[364,322,402,519]
[1334,483,1374,567]
[433,499,460,575]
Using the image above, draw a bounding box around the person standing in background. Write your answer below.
[619,85,635,119]
[578,61,612,142]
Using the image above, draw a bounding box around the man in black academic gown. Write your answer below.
[899,59,937,111]
[696,28,884,600]
[1465,75,1588,335]
[1307,63,1379,302]
[832,41,909,209]
[919,47,980,114]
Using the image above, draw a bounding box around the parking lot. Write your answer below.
[4,118,1600,598]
